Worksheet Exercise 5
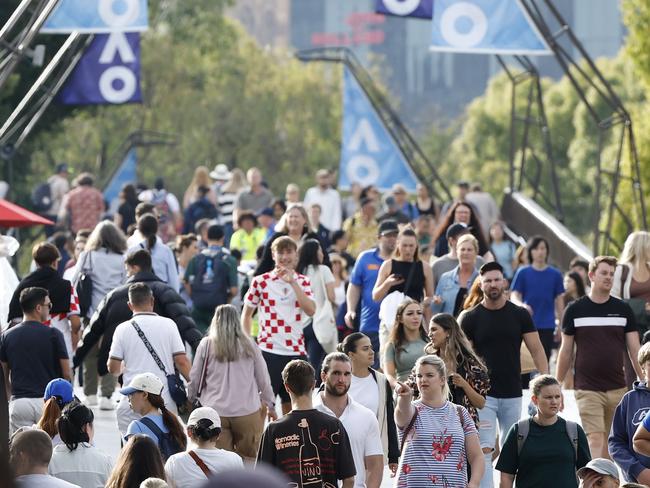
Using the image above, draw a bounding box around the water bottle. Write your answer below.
[203,258,214,284]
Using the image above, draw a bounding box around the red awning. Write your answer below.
[0,199,54,228]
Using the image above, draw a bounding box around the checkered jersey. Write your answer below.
[245,271,313,356]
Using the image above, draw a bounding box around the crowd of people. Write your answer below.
[2,164,650,488]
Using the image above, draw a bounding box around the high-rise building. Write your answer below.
[227,0,625,129]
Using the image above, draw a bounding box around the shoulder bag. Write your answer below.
[188,450,212,477]
[74,251,93,318]
[131,320,188,406]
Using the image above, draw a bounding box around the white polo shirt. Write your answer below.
[109,312,185,408]
[313,393,384,488]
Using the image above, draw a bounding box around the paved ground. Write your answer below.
[84,387,581,487]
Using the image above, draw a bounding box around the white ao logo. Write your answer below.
[440,2,488,48]
[97,0,140,103]
[382,0,422,16]
[346,119,381,187]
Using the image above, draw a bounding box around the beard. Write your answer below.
[325,382,350,397]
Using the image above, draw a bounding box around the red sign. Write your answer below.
[311,12,386,47]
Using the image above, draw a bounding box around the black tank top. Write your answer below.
[388,259,425,302]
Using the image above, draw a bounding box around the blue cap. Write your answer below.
[44,378,74,407]
[257,207,274,218]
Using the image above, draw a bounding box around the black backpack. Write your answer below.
[138,417,183,461]
[190,249,232,310]
[31,181,53,213]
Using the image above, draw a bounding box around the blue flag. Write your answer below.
[42,0,148,33]
[339,67,419,192]
[104,148,137,210]
[375,0,434,19]
[58,33,142,105]
[431,0,551,55]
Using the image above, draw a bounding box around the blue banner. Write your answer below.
[58,33,142,105]
[339,67,419,192]
[431,0,551,55]
[42,0,148,33]
[375,0,433,19]
[104,148,137,210]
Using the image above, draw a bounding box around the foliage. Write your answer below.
[422,52,647,246]
[6,0,341,202]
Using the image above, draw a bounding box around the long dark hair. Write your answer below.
[388,299,427,361]
[297,239,321,274]
[138,214,158,250]
[432,202,489,255]
[424,313,487,373]
[565,271,586,299]
[146,393,187,451]
[57,401,94,451]
[105,435,165,488]
[121,183,139,206]
[394,227,419,262]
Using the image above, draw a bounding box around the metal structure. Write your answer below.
[519,0,647,255]
[0,0,61,89]
[497,55,564,224]
[0,32,91,149]
[296,47,452,204]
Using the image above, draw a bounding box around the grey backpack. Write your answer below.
[516,417,579,456]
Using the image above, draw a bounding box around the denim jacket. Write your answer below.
[431,265,478,315]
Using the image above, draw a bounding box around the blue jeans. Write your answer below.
[478,396,522,488]
[363,331,380,370]
[303,324,326,382]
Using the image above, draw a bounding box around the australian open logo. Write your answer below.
[633,407,650,426]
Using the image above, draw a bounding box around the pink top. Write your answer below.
[188,337,275,417]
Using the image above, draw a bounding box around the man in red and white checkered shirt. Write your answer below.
[242,236,316,414]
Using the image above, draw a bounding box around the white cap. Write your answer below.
[209,164,231,181]
[577,458,620,480]
[119,373,164,396]
[187,406,221,429]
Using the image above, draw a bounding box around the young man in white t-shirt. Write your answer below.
[313,352,384,488]
[165,407,243,486]
[107,283,191,436]
[242,236,316,414]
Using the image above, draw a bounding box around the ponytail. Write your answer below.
[137,214,158,251]
[37,398,62,439]
[57,401,93,451]
[147,394,187,451]
[189,419,221,442]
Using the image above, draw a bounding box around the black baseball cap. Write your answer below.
[446,222,470,240]
[378,220,399,236]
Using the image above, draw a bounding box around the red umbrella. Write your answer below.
[0,199,54,228]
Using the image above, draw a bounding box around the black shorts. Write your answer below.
[262,351,306,404]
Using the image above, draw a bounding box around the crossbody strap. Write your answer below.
[197,340,210,397]
[399,408,418,453]
[188,450,212,477]
[138,417,164,442]
[131,320,168,376]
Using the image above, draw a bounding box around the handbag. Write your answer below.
[131,320,188,407]
[379,261,418,327]
[75,252,93,318]
[311,266,337,353]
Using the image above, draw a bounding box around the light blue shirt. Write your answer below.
[129,240,180,292]
[125,413,169,444]
[431,265,478,315]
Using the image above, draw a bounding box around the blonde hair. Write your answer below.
[414,355,450,400]
[456,233,479,253]
[620,231,650,273]
[275,203,312,234]
[639,342,650,367]
[208,304,255,362]
[220,168,246,194]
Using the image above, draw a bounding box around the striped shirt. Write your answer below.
[218,191,237,225]
[398,401,476,488]
[562,295,637,391]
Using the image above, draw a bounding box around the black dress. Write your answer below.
[387,259,425,302]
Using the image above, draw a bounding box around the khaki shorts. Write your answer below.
[216,409,265,460]
[575,387,627,435]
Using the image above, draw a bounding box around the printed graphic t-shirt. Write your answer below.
[257,409,356,487]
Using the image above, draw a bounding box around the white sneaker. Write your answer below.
[85,395,98,406]
[99,396,115,411]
